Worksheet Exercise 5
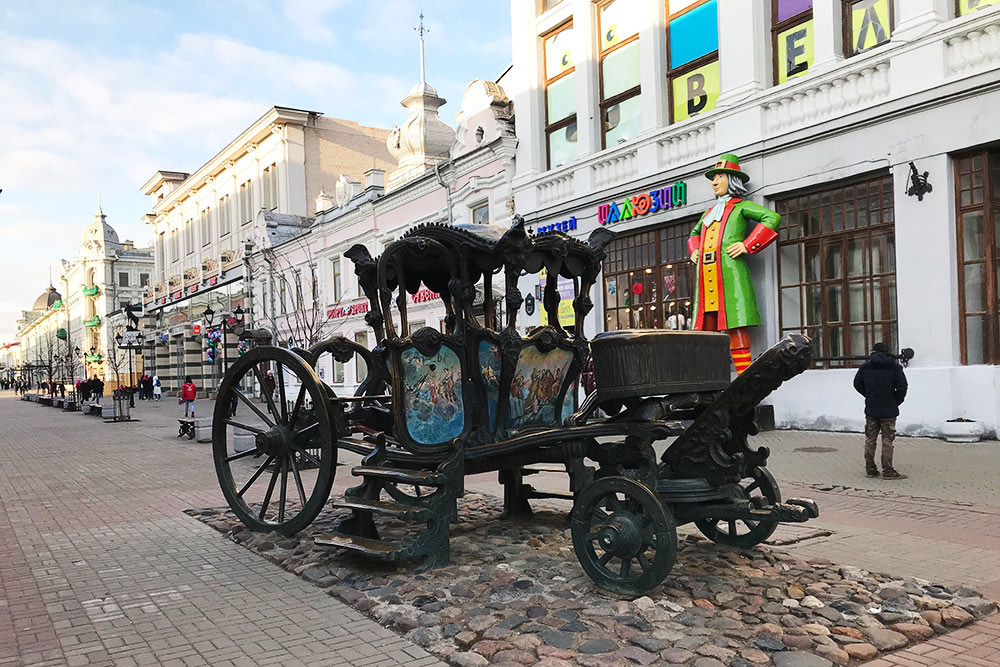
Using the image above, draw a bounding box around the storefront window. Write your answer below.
[354,330,368,382]
[773,0,814,84]
[599,0,642,148]
[845,0,893,56]
[776,173,897,367]
[543,22,577,170]
[602,219,697,331]
[957,0,998,16]
[667,0,720,122]
[956,148,1000,365]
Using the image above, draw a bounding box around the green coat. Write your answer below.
[688,199,781,330]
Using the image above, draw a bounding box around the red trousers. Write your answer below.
[701,313,752,373]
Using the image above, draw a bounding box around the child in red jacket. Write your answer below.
[181,376,197,417]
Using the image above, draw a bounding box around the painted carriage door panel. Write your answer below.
[478,340,501,432]
[507,346,575,430]
[401,346,465,445]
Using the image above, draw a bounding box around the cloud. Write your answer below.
[282,0,348,43]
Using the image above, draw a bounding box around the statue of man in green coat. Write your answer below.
[688,154,780,373]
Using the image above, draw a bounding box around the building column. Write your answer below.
[811,0,845,74]
[573,0,600,161]
[714,0,771,150]
[889,0,950,97]
[892,153,957,368]
[893,0,950,38]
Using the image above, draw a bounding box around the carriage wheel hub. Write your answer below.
[255,426,294,457]
[599,514,642,558]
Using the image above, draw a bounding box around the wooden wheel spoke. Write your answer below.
[225,449,259,464]
[293,422,319,442]
[744,478,762,495]
[742,519,759,530]
[291,445,322,468]
[224,419,266,435]
[588,531,602,542]
[598,550,614,566]
[289,385,307,427]
[636,552,652,573]
[258,464,281,520]
[233,388,275,429]
[619,557,631,578]
[237,455,275,497]
[290,453,308,507]
[276,363,288,422]
[252,365,281,423]
[727,520,738,535]
[591,506,611,524]
[278,457,288,524]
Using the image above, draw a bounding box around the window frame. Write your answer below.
[955,147,1000,365]
[598,0,642,149]
[185,219,194,255]
[472,202,490,225]
[219,194,231,237]
[118,272,130,288]
[542,20,577,171]
[602,217,699,332]
[771,0,814,86]
[331,258,343,304]
[665,0,721,124]
[842,0,894,57]
[200,206,212,247]
[956,0,999,17]
[354,330,369,382]
[775,172,898,368]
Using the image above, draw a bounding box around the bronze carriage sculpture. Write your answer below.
[212,217,818,595]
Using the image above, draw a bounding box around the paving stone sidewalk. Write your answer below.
[0,394,444,667]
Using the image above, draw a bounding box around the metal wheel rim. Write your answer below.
[571,476,676,596]
[694,466,780,547]
[213,346,337,536]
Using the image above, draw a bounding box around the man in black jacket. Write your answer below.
[853,342,908,479]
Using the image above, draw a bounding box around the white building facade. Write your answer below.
[141,107,394,395]
[508,0,1000,436]
[258,78,517,396]
[16,207,152,388]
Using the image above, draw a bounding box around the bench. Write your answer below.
[178,418,195,439]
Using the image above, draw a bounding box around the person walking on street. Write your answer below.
[264,371,276,404]
[181,376,197,418]
[152,375,162,401]
[853,342,908,479]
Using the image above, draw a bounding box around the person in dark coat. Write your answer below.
[853,342,908,479]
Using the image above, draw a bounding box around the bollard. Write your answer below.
[233,427,256,454]
[195,417,213,443]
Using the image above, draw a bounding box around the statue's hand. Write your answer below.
[689,250,699,265]
[726,242,748,258]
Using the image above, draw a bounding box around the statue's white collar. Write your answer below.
[704,195,732,227]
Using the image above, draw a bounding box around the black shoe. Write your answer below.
[882,469,907,480]
[866,469,880,478]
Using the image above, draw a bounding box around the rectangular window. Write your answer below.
[956,148,1000,364]
[157,232,165,273]
[408,320,426,335]
[219,194,231,237]
[776,173,897,367]
[262,163,278,211]
[331,258,343,303]
[200,207,212,246]
[845,0,893,56]
[279,278,286,314]
[543,22,578,170]
[140,273,149,287]
[240,180,253,225]
[538,0,566,12]
[958,0,998,15]
[667,0,721,123]
[354,330,368,381]
[599,0,642,147]
[472,203,490,224]
[773,0,814,84]
[118,272,130,288]
[185,219,194,255]
[170,229,179,262]
[602,218,698,331]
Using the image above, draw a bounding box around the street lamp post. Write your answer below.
[115,327,143,408]
[203,305,245,378]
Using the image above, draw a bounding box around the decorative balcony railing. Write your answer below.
[537,172,575,208]
[947,22,1000,76]
[84,315,101,328]
[82,285,100,297]
[592,149,638,190]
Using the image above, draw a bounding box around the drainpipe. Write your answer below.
[434,161,454,226]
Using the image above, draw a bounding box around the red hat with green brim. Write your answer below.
[705,153,750,183]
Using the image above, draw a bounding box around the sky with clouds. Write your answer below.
[0,0,512,341]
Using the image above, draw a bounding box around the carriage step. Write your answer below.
[313,532,398,556]
[330,498,431,519]
[352,466,446,486]
[787,497,819,518]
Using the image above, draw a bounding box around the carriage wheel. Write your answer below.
[695,466,781,548]
[213,347,337,536]
[571,476,677,596]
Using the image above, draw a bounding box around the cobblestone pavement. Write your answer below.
[2,393,999,666]
[0,394,444,667]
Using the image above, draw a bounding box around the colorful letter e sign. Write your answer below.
[777,19,814,84]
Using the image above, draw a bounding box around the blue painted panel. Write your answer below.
[401,346,464,444]
[669,0,718,68]
[507,346,574,430]
[478,340,501,431]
